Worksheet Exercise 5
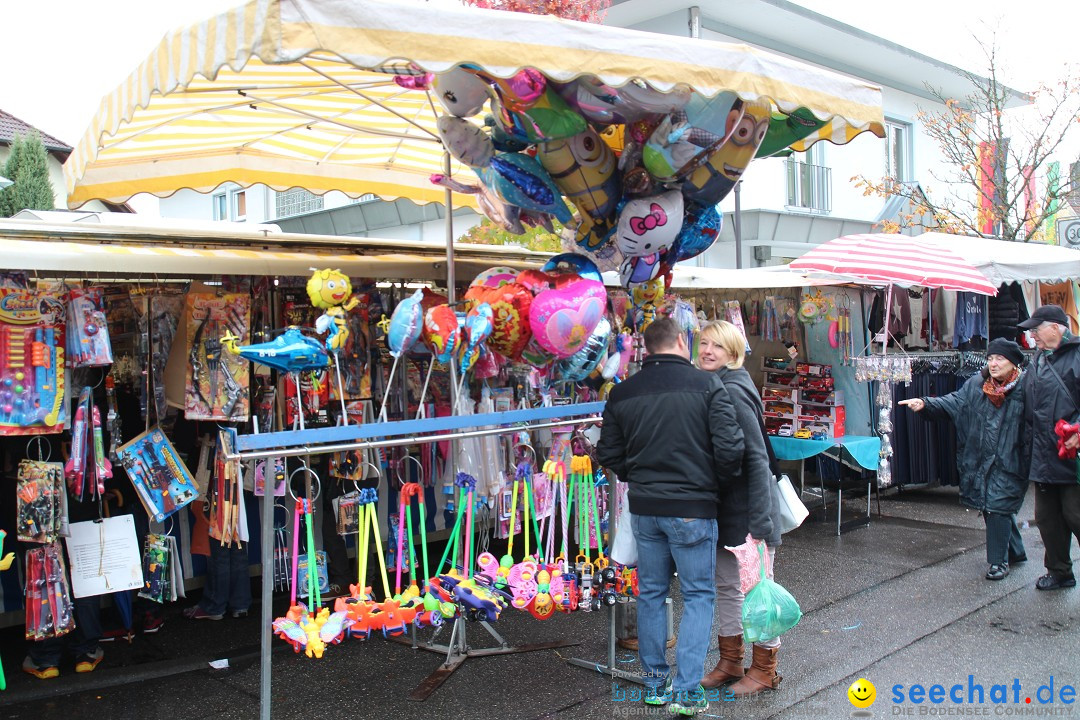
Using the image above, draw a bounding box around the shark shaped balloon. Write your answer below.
[222,327,329,374]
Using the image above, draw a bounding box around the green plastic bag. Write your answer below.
[742,544,802,643]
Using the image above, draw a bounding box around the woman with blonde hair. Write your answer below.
[696,320,784,696]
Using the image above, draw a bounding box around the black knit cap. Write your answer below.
[986,338,1024,366]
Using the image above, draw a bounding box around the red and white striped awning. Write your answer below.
[789,233,998,295]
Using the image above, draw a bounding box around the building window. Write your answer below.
[212,193,227,221]
[231,189,247,221]
[786,143,831,212]
[885,120,911,181]
[275,188,324,218]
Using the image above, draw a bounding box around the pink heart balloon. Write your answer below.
[528,278,606,358]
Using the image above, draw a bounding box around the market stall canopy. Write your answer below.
[0,218,548,279]
[915,232,1080,286]
[603,263,843,289]
[64,0,885,208]
[788,232,998,295]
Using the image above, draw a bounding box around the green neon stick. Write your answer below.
[418,497,431,592]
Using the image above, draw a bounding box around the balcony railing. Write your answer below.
[786,158,832,213]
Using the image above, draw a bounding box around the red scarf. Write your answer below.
[983,368,1021,408]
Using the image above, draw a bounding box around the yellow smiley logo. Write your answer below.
[848,678,876,708]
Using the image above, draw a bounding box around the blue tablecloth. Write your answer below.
[769,435,881,472]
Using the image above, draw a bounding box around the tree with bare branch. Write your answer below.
[854,41,1079,242]
[460,0,609,23]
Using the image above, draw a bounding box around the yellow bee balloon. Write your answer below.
[307,268,358,352]
[537,127,620,253]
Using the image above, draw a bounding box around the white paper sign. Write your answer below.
[64,516,143,598]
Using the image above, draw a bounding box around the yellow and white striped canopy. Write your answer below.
[65,0,886,209]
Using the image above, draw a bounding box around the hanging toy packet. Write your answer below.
[0,289,67,435]
[118,427,200,523]
[66,287,113,367]
[185,292,250,421]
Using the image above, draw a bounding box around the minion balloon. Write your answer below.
[682,101,771,208]
[308,269,359,353]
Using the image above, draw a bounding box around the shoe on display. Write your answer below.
[985,563,1009,581]
[22,656,59,680]
[75,647,105,673]
[644,676,673,706]
[1035,573,1076,591]
[183,605,224,620]
[667,686,709,716]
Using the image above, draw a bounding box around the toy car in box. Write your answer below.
[796,362,832,377]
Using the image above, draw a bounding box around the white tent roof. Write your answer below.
[603,264,842,290]
[917,233,1080,286]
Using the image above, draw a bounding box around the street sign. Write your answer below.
[1059,217,1080,247]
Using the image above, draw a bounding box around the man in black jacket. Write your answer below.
[1020,305,1080,590]
[597,317,744,715]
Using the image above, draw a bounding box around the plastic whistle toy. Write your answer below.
[1055,419,1080,459]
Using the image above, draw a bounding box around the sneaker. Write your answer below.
[1035,573,1076,591]
[75,647,104,673]
[668,686,709,716]
[99,626,133,643]
[985,563,1009,581]
[644,676,673,706]
[142,612,166,634]
[22,656,59,680]
[230,609,249,619]
[182,605,224,620]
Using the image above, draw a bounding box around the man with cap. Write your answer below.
[900,338,1030,580]
[1019,304,1080,590]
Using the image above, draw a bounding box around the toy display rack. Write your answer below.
[230,402,603,706]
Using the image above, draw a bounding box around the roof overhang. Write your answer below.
[606,0,1030,108]
[0,218,550,280]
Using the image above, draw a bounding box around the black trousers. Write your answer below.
[983,511,1025,565]
[1033,483,1080,578]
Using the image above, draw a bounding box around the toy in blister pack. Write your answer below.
[66,287,113,367]
[139,532,184,604]
[118,427,200,523]
[65,387,113,502]
[255,457,286,497]
[150,293,183,422]
[185,293,250,421]
[17,459,66,543]
[25,543,75,640]
[297,550,329,599]
[0,289,66,435]
[285,369,329,428]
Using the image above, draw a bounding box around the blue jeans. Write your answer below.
[631,514,717,694]
[200,541,252,616]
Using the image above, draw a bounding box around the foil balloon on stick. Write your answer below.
[556,317,611,383]
[387,290,424,358]
[308,268,359,424]
[615,190,684,287]
[460,303,494,376]
[682,101,770,208]
[528,275,606,359]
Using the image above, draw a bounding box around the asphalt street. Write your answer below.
[1,485,1078,720]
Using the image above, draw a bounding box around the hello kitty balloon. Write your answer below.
[614,190,683,287]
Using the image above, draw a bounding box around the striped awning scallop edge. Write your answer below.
[64,0,886,208]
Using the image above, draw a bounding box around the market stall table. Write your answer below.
[771,435,881,534]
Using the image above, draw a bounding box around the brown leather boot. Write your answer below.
[728,645,781,697]
[701,634,744,689]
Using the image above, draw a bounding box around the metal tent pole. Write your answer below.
[259,285,279,720]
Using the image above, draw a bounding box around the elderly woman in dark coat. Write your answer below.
[696,320,782,697]
[899,338,1030,580]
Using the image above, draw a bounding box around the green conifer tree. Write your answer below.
[0,133,56,217]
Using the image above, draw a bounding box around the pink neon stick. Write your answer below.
[290,500,302,607]
[395,494,408,595]
[463,490,474,579]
